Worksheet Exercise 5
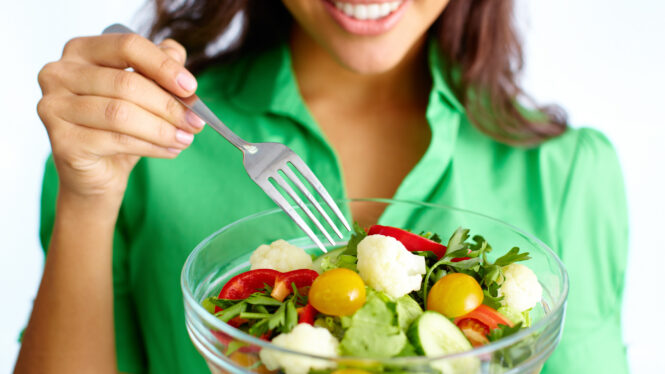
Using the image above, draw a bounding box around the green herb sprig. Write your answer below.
[418,227,531,309]
[206,283,308,337]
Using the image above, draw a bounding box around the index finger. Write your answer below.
[63,34,196,98]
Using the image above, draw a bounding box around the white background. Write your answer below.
[1,0,663,372]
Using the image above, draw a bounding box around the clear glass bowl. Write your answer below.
[182,199,568,374]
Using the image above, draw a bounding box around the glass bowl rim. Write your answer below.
[181,198,569,363]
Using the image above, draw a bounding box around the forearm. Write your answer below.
[15,191,121,373]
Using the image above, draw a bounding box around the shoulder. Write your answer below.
[536,127,624,198]
[540,126,620,167]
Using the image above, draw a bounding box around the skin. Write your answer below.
[15,0,449,372]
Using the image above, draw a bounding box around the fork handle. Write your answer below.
[102,24,254,153]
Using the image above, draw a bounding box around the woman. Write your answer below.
[16,0,629,373]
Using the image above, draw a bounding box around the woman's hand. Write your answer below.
[15,35,204,373]
[36,33,205,203]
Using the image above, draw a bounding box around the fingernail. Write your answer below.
[186,110,205,129]
[168,147,182,155]
[175,130,194,145]
[176,71,197,92]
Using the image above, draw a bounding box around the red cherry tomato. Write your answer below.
[454,305,514,346]
[456,319,490,347]
[270,269,319,302]
[367,225,447,258]
[454,304,514,331]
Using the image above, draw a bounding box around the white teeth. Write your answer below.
[380,3,391,15]
[367,4,380,19]
[333,1,403,21]
[356,4,368,20]
[343,3,353,16]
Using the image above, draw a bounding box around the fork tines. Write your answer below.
[259,158,351,253]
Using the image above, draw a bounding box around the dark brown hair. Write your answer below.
[149,0,567,145]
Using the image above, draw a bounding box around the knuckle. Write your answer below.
[37,62,59,88]
[113,70,139,95]
[164,96,183,119]
[158,55,179,74]
[163,38,187,58]
[37,96,57,122]
[111,131,132,147]
[62,37,83,56]
[117,33,143,56]
[104,99,130,125]
[156,122,172,143]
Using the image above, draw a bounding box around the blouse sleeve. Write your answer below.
[39,156,147,373]
[543,128,630,373]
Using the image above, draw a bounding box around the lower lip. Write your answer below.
[322,1,410,36]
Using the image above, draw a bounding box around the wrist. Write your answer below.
[55,188,124,226]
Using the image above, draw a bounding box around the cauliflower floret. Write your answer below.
[250,239,313,272]
[356,234,426,298]
[259,324,339,374]
[497,263,542,312]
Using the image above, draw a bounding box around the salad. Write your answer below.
[202,224,542,374]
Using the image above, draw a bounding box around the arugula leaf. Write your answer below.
[225,340,249,356]
[418,231,443,243]
[482,288,504,310]
[248,319,270,336]
[208,298,241,310]
[267,303,286,331]
[245,293,283,306]
[342,222,367,256]
[215,301,247,322]
[494,247,531,267]
[239,312,273,319]
[488,322,523,342]
[285,299,298,333]
[314,316,346,340]
[446,227,470,253]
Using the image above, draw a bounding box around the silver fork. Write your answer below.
[103,24,350,252]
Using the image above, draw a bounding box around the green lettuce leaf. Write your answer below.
[340,291,407,358]
[395,295,423,331]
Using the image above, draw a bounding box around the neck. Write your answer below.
[289,27,431,110]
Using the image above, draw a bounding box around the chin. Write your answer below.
[324,36,422,74]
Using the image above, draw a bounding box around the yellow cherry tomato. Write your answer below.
[309,268,366,316]
[427,273,484,318]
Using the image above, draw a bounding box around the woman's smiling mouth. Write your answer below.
[322,0,410,36]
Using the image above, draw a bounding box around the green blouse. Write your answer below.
[39,41,629,373]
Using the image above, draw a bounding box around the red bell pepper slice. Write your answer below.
[215,269,280,313]
[368,225,448,258]
[297,303,318,325]
[270,269,319,302]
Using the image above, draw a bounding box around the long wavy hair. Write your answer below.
[148,0,567,145]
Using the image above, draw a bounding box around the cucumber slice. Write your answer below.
[408,311,479,373]
[311,247,345,273]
